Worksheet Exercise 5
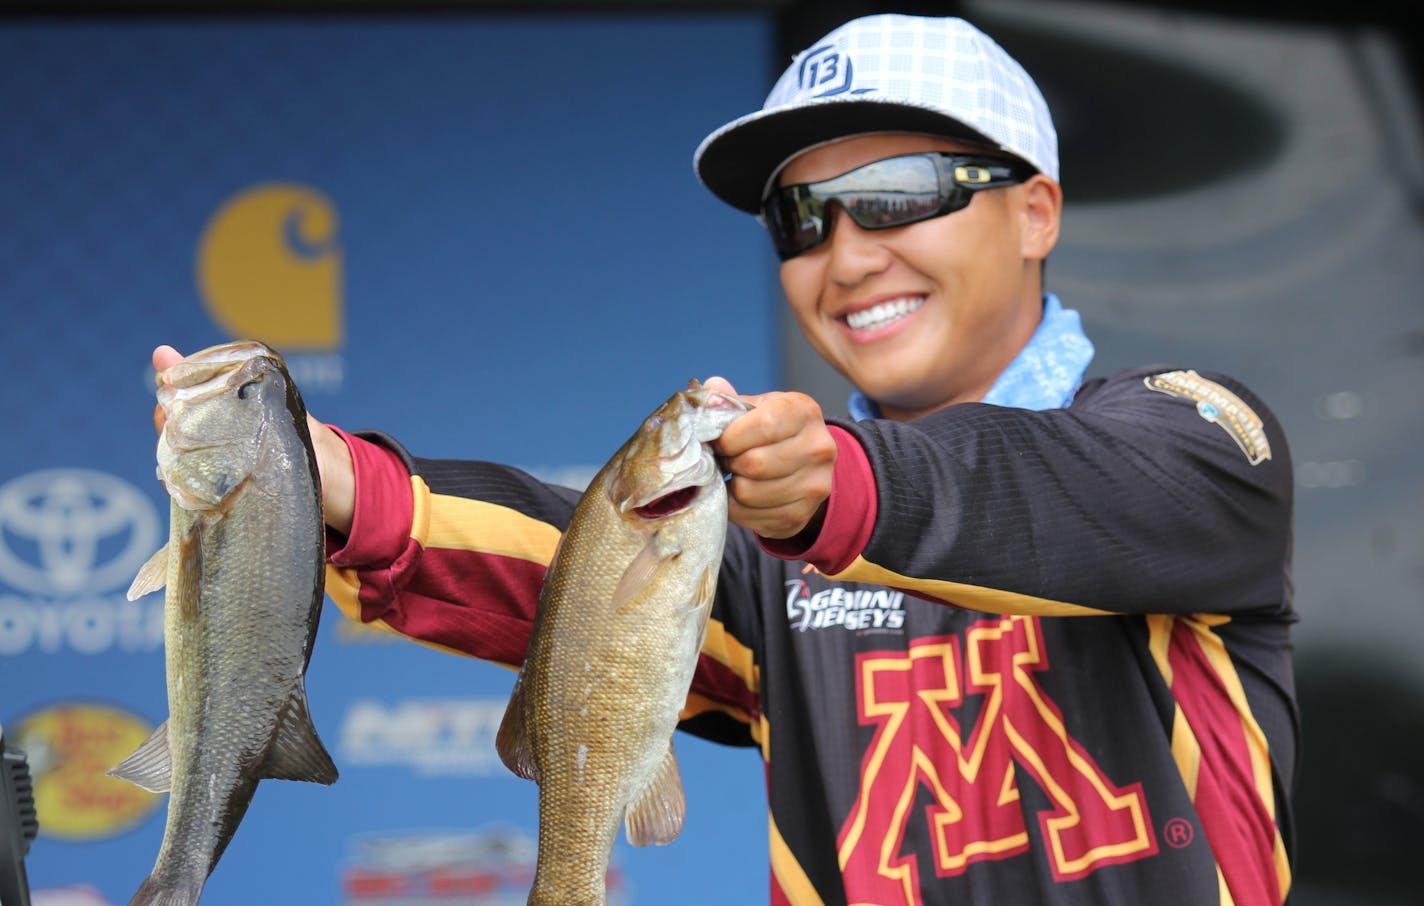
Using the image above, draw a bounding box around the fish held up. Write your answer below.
[111,340,337,906]
[496,379,750,906]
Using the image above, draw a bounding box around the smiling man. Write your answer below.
[690,13,1299,906]
[149,12,1299,906]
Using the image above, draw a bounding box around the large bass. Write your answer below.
[112,340,338,905]
[497,380,749,905]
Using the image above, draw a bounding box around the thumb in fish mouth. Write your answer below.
[701,375,738,397]
[151,346,184,433]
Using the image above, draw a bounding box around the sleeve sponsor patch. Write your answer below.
[1144,370,1272,466]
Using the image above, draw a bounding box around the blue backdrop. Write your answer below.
[0,14,777,905]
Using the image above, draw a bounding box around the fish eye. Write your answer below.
[237,379,261,399]
[644,415,664,430]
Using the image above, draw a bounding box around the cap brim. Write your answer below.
[694,98,999,214]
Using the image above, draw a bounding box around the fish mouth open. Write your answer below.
[633,485,700,520]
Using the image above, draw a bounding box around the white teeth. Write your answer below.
[845,297,924,331]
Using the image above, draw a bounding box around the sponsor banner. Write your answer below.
[338,698,510,778]
[31,886,115,906]
[339,825,627,906]
[0,14,772,906]
[10,704,161,842]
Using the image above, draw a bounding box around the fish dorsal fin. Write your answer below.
[611,533,681,614]
[624,741,685,847]
[126,545,169,601]
[495,674,540,782]
[260,686,339,785]
[107,720,173,792]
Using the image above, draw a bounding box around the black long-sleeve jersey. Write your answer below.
[325,364,1297,906]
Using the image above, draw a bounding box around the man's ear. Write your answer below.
[1020,174,1062,260]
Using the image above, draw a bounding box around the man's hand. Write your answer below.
[703,376,836,541]
[150,345,356,536]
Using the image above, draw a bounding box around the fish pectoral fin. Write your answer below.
[690,565,719,656]
[495,675,540,782]
[611,534,681,614]
[261,686,339,785]
[126,545,169,601]
[624,742,686,848]
[687,563,718,615]
[107,720,173,792]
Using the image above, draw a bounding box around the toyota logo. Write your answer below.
[0,469,161,597]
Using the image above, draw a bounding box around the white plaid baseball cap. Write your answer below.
[695,14,1058,214]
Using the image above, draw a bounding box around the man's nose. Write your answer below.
[822,205,893,284]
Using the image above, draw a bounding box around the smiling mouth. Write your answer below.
[844,296,924,331]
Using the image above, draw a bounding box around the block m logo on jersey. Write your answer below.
[837,615,1157,904]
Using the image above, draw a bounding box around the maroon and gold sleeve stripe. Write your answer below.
[1148,614,1291,905]
[324,429,560,664]
[682,617,766,752]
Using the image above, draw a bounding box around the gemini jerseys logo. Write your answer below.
[837,616,1157,904]
[1144,370,1271,465]
[196,182,345,392]
[786,579,905,634]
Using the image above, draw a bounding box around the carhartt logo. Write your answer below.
[196,182,346,392]
[0,469,160,597]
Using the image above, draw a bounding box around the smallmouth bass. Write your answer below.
[497,380,750,905]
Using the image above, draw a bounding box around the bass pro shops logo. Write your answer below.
[12,703,162,841]
[0,469,164,655]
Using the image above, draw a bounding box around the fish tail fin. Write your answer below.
[624,741,686,847]
[129,874,204,906]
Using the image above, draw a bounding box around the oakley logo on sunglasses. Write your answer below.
[797,45,855,97]
[760,152,1037,260]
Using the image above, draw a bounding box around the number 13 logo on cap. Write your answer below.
[799,45,854,97]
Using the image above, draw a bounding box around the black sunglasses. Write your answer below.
[760,152,1037,260]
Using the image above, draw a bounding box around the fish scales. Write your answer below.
[497,380,750,906]
[111,340,337,906]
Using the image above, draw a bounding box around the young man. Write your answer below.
[154,13,1297,906]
